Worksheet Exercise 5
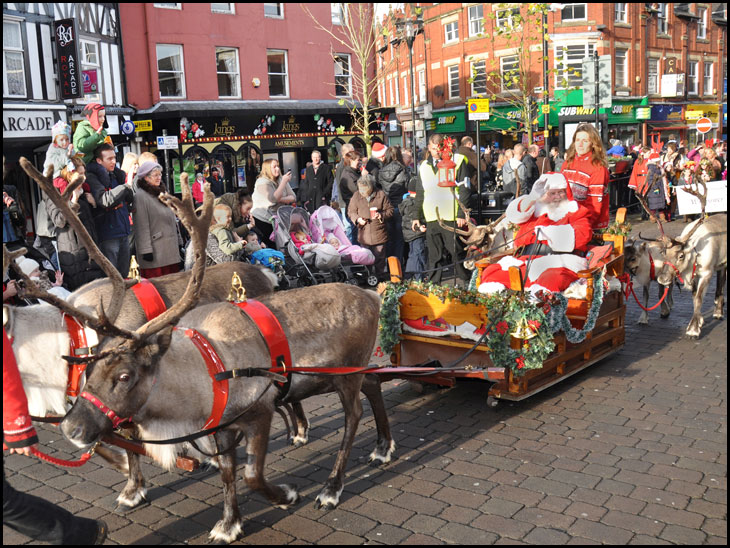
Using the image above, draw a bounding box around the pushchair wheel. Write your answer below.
[367,275,379,287]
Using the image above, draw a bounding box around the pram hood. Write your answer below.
[310,205,375,266]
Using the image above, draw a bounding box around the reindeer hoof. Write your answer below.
[314,485,343,510]
[368,440,396,465]
[115,488,148,512]
[209,519,244,544]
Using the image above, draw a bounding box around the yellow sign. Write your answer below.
[541,104,550,114]
[133,119,153,132]
[467,99,490,121]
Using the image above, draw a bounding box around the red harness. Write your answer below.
[64,314,93,397]
[77,297,291,436]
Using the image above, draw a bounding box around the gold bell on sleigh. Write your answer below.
[227,272,246,303]
[511,316,537,341]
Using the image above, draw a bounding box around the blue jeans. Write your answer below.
[100,236,131,277]
[405,237,427,280]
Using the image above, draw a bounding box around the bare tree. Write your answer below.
[301,3,383,155]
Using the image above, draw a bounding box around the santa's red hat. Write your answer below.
[372,142,388,160]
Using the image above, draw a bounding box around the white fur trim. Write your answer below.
[506,196,535,224]
[526,284,553,297]
[526,254,588,282]
[478,282,508,294]
[537,225,575,252]
[497,256,525,271]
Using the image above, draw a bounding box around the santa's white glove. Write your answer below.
[530,172,568,200]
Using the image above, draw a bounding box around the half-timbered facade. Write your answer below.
[3,2,133,238]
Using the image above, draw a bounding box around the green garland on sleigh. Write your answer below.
[378,271,606,377]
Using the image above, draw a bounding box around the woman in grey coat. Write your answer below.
[132,161,182,278]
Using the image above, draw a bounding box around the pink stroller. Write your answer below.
[310,205,379,287]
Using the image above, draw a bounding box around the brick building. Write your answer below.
[119,2,383,194]
[377,3,727,153]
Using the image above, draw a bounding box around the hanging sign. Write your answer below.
[54,18,82,99]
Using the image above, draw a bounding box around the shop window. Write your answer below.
[236,143,262,193]
[216,47,240,98]
[3,20,26,98]
[157,44,185,98]
[267,49,289,97]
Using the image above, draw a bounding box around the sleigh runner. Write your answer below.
[378,209,629,404]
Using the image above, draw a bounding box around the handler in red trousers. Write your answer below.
[478,172,593,295]
[3,327,107,544]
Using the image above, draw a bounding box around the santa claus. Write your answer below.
[478,172,593,295]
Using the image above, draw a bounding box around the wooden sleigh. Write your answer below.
[382,210,628,406]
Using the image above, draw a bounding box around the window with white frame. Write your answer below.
[418,69,426,102]
[334,53,351,97]
[331,3,346,25]
[561,4,587,21]
[216,47,240,98]
[402,75,409,106]
[703,61,713,95]
[444,21,459,43]
[471,60,487,96]
[153,3,181,9]
[687,61,698,95]
[500,55,520,92]
[468,5,484,37]
[614,3,627,23]
[264,3,283,18]
[648,58,659,94]
[267,49,288,97]
[697,7,707,39]
[3,20,26,98]
[156,44,185,98]
[211,3,234,14]
[656,4,668,34]
[615,48,628,88]
[554,43,593,89]
[80,40,101,100]
[448,65,460,99]
[496,7,521,29]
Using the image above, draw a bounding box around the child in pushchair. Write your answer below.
[271,206,343,287]
[310,205,379,287]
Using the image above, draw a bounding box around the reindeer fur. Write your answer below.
[62,283,382,543]
[624,239,674,324]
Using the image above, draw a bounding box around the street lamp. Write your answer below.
[393,13,424,169]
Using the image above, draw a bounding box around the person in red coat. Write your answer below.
[3,327,107,544]
[561,123,611,230]
[478,173,591,295]
[628,146,651,195]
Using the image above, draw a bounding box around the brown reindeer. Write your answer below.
[435,197,514,266]
[638,181,727,338]
[5,160,275,509]
[60,281,382,543]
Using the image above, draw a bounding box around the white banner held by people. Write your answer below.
[676,181,727,215]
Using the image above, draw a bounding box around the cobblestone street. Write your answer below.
[4,214,727,544]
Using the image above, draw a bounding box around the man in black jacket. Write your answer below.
[85,143,134,276]
[522,144,541,195]
[300,150,333,213]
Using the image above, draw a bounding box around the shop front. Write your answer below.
[136,102,384,194]
[684,103,722,146]
[427,107,467,138]
[646,104,686,147]
[605,98,647,149]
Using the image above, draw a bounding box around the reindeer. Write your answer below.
[435,197,514,267]
[4,159,276,509]
[60,279,383,542]
[623,239,674,324]
[637,180,727,338]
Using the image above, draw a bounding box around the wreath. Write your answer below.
[378,282,556,376]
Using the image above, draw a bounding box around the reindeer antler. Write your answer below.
[132,174,213,340]
[20,158,136,337]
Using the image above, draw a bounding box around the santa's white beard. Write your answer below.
[535,199,578,222]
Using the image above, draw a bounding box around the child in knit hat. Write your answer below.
[43,121,74,178]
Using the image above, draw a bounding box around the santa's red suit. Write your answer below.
[478,173,591,295]
[561,152,610,229]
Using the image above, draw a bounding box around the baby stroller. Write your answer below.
[310,205,379,287]
[271,206,344,287]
